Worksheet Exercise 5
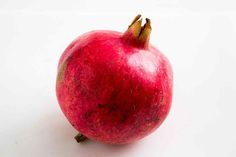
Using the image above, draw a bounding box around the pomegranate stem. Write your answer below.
[74,133,87,143]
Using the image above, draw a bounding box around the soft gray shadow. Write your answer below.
[17,101,140,157]
[47,111,139,157]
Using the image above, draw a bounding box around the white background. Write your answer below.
[0,0,236,157]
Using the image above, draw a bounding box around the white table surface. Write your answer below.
[0,1,236,156]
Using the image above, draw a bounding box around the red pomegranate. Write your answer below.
[56,15,173,144]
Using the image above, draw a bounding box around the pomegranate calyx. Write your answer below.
[122,15,152,49]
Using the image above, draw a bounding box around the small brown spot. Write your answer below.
[109,104,117,113]
[84,111,93,119]
[97,104,105,108]
[153,117,160,122]
[146,116,160,123]
[120,114,128,123]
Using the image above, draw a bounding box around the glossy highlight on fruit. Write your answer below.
[56,15,173,144]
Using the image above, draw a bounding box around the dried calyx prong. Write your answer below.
[127,15,143,38]
[129,14,142,27]
[138,18,151,47]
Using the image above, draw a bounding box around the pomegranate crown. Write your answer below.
[122,14,152,49]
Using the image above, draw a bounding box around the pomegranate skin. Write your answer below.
[56,30,173,144]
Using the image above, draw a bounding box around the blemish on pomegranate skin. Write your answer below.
[120,114,128,123]
[97,104,105,108]
[84,111,93,119]
[145,116,160,123]
[57,57,71,83]
[108,104,118,113]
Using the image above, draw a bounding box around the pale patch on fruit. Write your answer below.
[57,57,70,83]
[128,50,159,80]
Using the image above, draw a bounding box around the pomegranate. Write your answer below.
[56,15,173,144]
